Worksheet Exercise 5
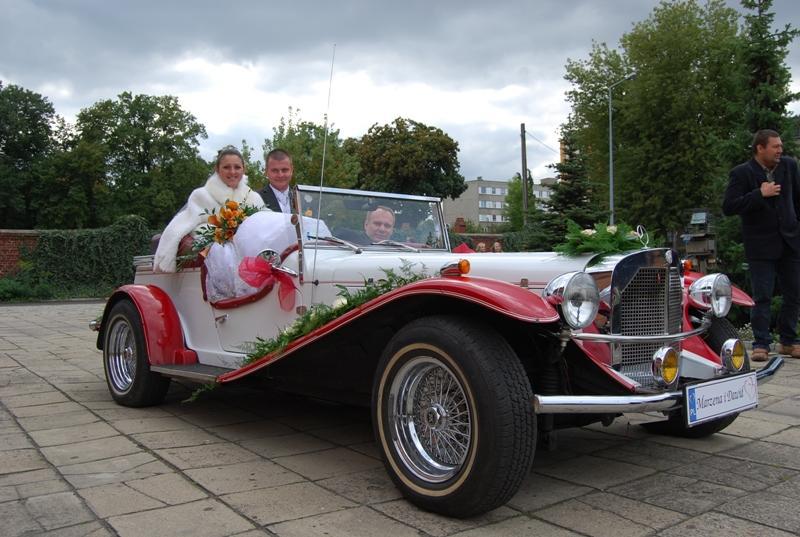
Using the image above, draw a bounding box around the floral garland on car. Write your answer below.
[555,220,646,257]
[185,261,427,401]
[242,260,428,366]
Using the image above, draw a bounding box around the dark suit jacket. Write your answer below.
[722,156,800,260]
[256,184,282,212]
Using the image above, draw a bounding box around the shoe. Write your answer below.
[751,347,769,362]
[777,344,800,359]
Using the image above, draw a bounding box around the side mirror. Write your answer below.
[257,249,281,266]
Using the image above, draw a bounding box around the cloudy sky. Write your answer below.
[1,0,798,183]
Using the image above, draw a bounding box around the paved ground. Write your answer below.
[2,302,800,536]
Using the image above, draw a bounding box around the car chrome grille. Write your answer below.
[617,267,682,388]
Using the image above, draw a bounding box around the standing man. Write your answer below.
[258,149,294,214]
[723,129,800,361]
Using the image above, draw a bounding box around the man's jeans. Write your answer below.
[749,257,800,349]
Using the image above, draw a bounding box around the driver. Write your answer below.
[364,206,395,243]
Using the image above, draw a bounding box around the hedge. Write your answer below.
[22,215,153,293]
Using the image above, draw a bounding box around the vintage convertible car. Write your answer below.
[92,185,783,518]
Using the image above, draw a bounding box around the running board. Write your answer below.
[150,364,232,383]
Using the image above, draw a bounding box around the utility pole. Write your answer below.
[520,123,528,226]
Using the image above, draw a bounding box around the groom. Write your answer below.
[258,149,294,214]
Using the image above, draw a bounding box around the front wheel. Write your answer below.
[372,316,535,518]
[103,300,170,407]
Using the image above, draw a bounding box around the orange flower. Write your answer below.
[226,219,237,229]
[225,200,239,210]
[207,214,221,227]
[219,207,231,220]
[213,228,224,243]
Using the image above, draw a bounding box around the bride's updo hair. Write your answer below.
[215,145,244,170]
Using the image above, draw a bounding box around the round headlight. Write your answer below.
[720,338,746,372]
[689,274,732,318]
[562,272,600,329]
[652,347,680,386]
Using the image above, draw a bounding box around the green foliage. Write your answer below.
[545,125,606,230]
[263,107,360,189]
[504,172,534,230]
[243,261,428,366]
[0,272,55,301]
[21,215,152,294]
[0,83,57,229]
[75,92,209,227]
[564,0,747,240]
[240,139,267,189]
[741,0,800,155]
[354,117,466,199]
[555,220,641,256]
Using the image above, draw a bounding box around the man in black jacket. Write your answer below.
[258,149,294,213]
[723,129,800,361]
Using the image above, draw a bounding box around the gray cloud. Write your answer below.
[1,0,798,181]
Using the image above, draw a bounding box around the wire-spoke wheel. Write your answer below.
[389,356,472,484]
[103,300,170,407]
[373,315,535,518]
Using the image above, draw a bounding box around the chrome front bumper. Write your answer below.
[533,355,783,414]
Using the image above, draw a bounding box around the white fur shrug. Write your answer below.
[153,173,266,272]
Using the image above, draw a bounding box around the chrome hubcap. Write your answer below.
[388,356,471,483]
[107,318,136,394]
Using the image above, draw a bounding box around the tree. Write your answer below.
[240,139,267,189]
[0,83,56,228]
[503,171,534,230]
[564,0,746,242]
[544,125,606,234]
[740,0,799,155]
[76,92,208,226]
[30,140,107,228]
[263,108,359,189]
[354,117,467,199]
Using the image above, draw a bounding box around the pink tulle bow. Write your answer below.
[238,256,296,311]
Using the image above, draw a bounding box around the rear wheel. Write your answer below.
[103,300,170,407]
[372,316,535,517]
[643,317,740,438]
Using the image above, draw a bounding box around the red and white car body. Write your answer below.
[94,185,782,518]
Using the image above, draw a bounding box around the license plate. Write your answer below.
[685,372,758,427]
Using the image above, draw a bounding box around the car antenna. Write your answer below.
[310,43,336,302]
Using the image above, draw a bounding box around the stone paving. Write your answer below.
[2,302,800,536]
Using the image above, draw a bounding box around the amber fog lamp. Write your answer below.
[652,347,679,386]
[721,338,746,372]
[440,259,470,277]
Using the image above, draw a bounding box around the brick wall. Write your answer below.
[0,230,40,277]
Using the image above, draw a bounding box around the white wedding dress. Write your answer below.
[204,211,331,302]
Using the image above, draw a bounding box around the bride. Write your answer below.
[153,145,265,273]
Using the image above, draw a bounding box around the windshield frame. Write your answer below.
[294,184,451,252]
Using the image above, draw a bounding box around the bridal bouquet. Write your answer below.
[195,200,261,249]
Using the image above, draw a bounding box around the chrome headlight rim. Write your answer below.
[544,271,599,330]
[689,273,732,318]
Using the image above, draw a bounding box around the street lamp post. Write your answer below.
[607,72,636,226]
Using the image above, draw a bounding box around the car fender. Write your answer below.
[219,275,559,383]
[684,270,754,307]
[98,284,197,366]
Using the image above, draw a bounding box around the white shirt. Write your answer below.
[270,185,291,214]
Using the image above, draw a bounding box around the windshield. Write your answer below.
[296,185,448,250]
